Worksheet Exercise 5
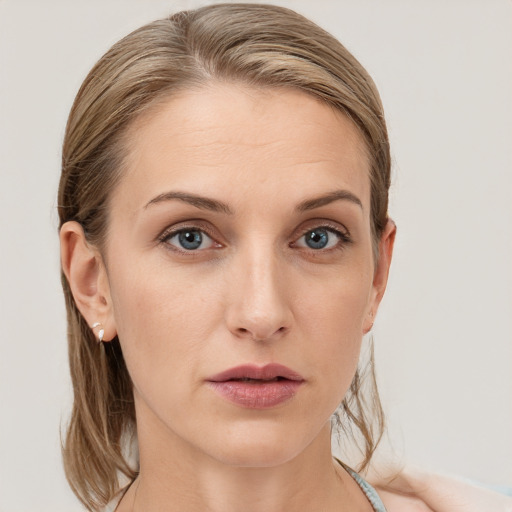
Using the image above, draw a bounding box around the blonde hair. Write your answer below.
[58,4,390,510]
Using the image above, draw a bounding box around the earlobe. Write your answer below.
[363,310,375,335]
[363,219,396,334]
[60,221,117,342]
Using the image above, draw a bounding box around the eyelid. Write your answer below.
[157,222,223,253]
[292,221,352,249]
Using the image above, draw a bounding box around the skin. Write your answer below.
[372,465,512,512]
[61,84,396,512]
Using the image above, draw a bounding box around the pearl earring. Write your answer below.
[91,322,104,343]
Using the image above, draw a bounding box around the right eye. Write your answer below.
[162,228,216,252]
[297,227,341,250]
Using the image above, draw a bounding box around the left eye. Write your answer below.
[295,228,342,250]
[164,228,215,251]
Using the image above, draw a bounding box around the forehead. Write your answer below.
[116,83,371,214]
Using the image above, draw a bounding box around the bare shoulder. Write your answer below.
[371,466,512,512]
[376,488,433,512]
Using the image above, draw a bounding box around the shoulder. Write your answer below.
[375,488,433,512]
[371,466,512,512]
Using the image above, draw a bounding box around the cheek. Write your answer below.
[107,258,219,386]
[299,262,372,333]
[295,265,373,392]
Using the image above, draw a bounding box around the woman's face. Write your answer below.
[101,84,393,466]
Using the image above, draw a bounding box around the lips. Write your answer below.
[207,363,304,383]
[206,364,304,409]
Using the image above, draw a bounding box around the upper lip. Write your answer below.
[207,364,304,382]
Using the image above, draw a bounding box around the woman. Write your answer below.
[57,4,511,512]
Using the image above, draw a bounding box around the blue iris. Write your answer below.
[178,230,203,250]
[305,228,329,249]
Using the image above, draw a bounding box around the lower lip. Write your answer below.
[207,380,303,408]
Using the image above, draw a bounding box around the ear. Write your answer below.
[60,221,117,342]
[363,219,396,334]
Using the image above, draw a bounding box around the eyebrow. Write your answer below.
[144,191,233,214]
[296,189,363,211]
[143,189,362,214]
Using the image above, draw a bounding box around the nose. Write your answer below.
[224,245,293,342]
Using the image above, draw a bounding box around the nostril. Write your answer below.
[234,325,287,340]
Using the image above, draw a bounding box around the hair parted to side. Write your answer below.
[58,3,391,510]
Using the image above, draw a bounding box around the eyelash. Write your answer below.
[157,223,352,255]
[292,224,352,252]
[158,224,219,255]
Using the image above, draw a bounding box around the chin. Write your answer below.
[202,421,317,468]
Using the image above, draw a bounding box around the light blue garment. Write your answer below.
[336,459,387,512]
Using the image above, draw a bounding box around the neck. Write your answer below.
[117,400,372,512]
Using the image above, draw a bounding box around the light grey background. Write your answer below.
[1,0,511,510]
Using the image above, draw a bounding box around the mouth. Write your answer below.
[227,377,286,382]
[206,364,304,409]
[207,363,304,383]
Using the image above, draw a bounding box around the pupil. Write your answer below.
[179,230,202,250]
[307,229,328,249]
